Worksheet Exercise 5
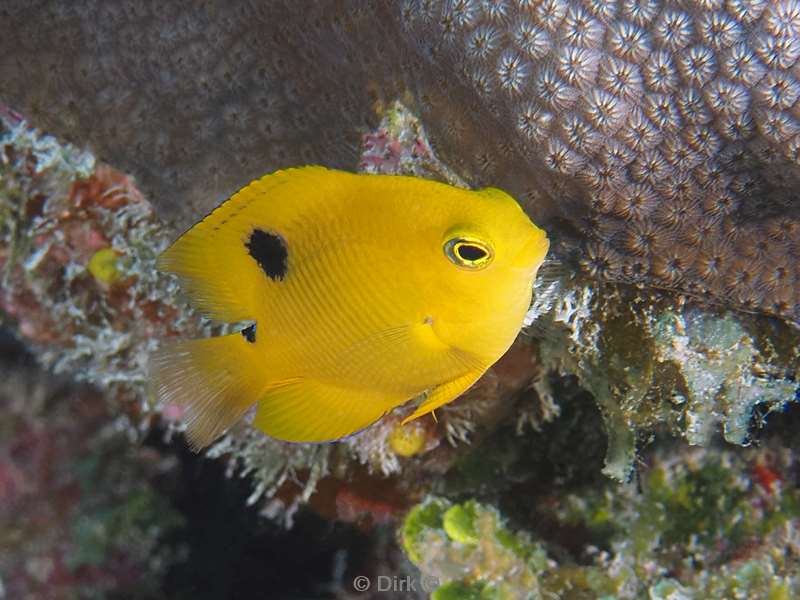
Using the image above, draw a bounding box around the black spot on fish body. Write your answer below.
[246,229,288,281]
[242,324,256,343]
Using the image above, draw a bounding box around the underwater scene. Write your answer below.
[2,1,800,598]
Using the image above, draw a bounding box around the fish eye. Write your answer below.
[444,237,493,269]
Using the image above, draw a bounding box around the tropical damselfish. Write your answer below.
[153,167,549,448]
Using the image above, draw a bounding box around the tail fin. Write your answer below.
[150,333,267,450]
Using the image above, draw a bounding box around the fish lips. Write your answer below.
[512,229,550,274]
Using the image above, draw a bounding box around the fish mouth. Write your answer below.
[513,228,550,272]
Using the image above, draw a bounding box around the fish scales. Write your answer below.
[154,167,549,446]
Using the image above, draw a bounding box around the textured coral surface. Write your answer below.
[4,0,800,322]
[403,0,800,325]
[0,1,405,227]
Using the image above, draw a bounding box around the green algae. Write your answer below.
[402,498,450,564]
[402,498,552,599]
[431,581,488,600]
[404,441,800,599]
[443,502,480,545]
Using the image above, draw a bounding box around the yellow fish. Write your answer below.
[153,167,548,449]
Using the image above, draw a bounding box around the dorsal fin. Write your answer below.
[157,166,336,322]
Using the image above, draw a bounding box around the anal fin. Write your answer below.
[253,379,400,443]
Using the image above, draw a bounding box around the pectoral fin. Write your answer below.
[401,369,485,424]
[253,379,401,443]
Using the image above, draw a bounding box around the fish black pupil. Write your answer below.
[457,244,486,262]
[246,228,288,281]
[241,324,256,343]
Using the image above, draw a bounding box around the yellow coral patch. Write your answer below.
[388,421,427,457]
[88,248,122,284]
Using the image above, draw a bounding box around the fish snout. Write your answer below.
[513,227,550,273]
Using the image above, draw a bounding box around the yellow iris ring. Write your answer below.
[444,237,494,269]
